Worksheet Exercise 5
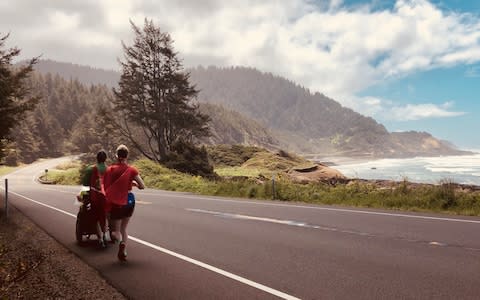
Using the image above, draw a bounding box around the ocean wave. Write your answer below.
[425,167,476,173]
[335,155,480,184]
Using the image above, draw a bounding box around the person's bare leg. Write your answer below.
[96,222,104,241]
[103,216,110,241]
[117,217,130,261]
[120,217,130,244]
[111,219,122,243]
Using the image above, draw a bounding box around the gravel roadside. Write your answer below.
[0,200,126,299]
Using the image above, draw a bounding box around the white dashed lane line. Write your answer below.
[6,190,300,300]
[186,208,480,252]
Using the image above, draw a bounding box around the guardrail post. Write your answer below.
[272,174,276,200]
[4,178,8,219]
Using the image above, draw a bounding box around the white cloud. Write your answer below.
[335,94,386,117]
[389,102,466,121]
[343,96,466,122]
[2,0,479,121]
[149,0,480,110]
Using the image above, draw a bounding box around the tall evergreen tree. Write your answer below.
[0,33,39,160]
[109,19,210,162]
[13,114,41,163]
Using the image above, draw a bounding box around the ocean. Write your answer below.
[334,154,480,185]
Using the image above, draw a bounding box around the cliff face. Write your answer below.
[389,131,471,157]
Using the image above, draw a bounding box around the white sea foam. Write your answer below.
[335,154,480,185]
[426,167,476,173]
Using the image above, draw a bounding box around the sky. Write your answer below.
[1,0,479,149]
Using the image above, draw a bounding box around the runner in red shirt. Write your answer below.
[104,145,145,261]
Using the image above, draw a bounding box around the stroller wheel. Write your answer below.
[75,217,84,245]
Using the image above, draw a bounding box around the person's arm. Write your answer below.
[133,174,145,189]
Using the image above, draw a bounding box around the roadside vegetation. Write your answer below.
[0,166,18,177]
[39,161,82,185]
[5,20,478,218]
[40,145,480,217]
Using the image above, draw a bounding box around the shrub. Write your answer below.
[3,151,18,166]
[434,178,457,209]
[164,140,216,178]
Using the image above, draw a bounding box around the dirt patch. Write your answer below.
[287,164,347,184]
[0,201,125,299]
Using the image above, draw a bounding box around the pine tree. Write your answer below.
[108,19,210,162]
[0,33,39,160]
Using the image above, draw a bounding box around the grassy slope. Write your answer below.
[39,161,83,185]
[0,166,18,177]
[42,147,480,216]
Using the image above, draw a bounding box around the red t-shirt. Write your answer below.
[104,163,139,206]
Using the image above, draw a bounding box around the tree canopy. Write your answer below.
[0,33,39,160]
[108,19,210,163]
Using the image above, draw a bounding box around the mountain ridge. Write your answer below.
[29,59,471,158]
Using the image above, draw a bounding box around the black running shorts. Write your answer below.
[109,204,135,220]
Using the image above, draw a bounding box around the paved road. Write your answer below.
[2,158,480,299]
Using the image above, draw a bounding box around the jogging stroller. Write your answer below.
[75,188,112,245]
[75,188,100,245]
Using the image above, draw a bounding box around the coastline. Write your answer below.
[317,151,480,167]
[329,154,480,186]
[316,156,376,166]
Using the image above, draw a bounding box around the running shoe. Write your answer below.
[98,239,107,249]
[104,231,111,242]
[118,242,127,261]
[102,235,108,247]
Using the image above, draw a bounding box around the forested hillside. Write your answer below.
[4,71,276,164]
[199,103,279,149]
[4,73,111,164]
[189,66,468,157]
[33,59,119,87]
[27,60,469,159]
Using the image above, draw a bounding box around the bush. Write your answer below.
[277,149,292,159]
[163,140,216,178]
[43,168,82,185]
[3,151,18,166]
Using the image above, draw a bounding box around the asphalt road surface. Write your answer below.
[2,157,480,299]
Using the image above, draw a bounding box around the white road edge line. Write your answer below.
[8,190,77,218]
[32,185,480,224]
[130,237,300,300]
[7,190,301,300]
[5,185,480,224]
[139,192,480,224]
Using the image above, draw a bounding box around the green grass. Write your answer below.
[54,161,82,171]
[213,148,309,178]
[215,166,264,178]
[39,162,82,185]
[42,158,480,216]
[242,151,307,171]
[0,166,18,177]
[207,145,263,167]
[137,159,480,216]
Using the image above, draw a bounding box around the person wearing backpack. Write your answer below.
[82,150,109,248]
[104,145,145,261]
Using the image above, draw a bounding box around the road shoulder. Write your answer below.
[0,200,125,299]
